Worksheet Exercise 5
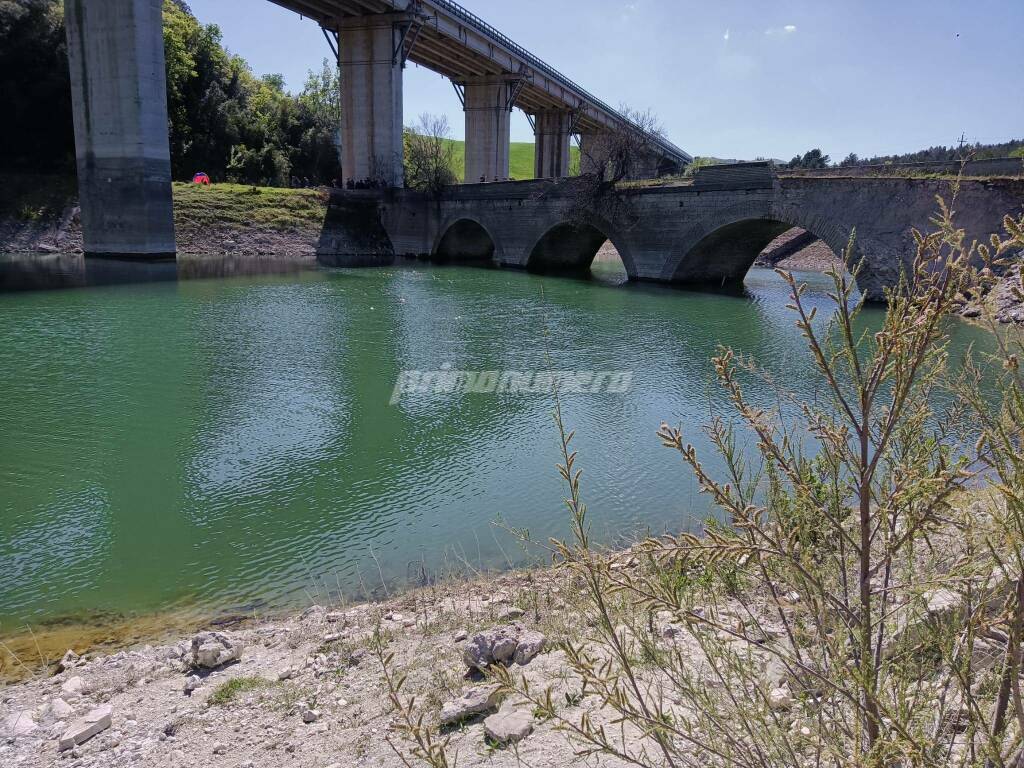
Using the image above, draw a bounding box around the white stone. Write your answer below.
[58,704,112,751]
[439,685,503,725]
[212,741,226,754]
[183,674,202,694]
[453,630,468,642]
[498,607,525,621]
[300,707,321,724]
[513,631,547,665]
[768,687,792,711]
[277,666,296,681]
[49,699,74,720]
[464,625,548,670]
[924,588,959,615]
[190,631,243,669]
[483,707,533,744]
[61,676,85,696]
[3,710,37,738]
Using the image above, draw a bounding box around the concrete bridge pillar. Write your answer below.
[338,15,405,188]
[533,110,571,179]
[64,0,175,258]
[463,78,513,183]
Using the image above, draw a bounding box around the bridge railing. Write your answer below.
[429,0,692,165]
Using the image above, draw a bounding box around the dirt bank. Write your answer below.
[0,175,326,258]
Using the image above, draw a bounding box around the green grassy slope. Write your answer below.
[171,182,326,231]
[441,139,581,181]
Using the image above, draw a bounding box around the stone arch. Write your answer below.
[525,221,636,278]
[660,202,858,289]
[431,217,498,264]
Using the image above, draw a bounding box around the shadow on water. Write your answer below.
[0,252,317,293]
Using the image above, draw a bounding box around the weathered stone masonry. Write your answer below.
[317,175,1024,301]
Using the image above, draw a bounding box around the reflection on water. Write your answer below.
[0,252,996,677]
[0,252,315,292]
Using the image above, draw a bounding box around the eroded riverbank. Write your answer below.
[0,176,326,258]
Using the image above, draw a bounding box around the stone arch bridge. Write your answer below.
[318,168,1024,301]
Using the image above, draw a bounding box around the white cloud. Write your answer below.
[766,24,798,36]
[784,24,797,33]
[723,28,730,41]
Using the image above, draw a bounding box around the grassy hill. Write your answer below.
[441,139,580,181]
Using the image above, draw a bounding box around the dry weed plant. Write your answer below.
[494,189,1024,767]
[381,178,1024,767]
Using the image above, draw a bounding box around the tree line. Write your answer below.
[785,139,1024,169]
[0,0,341,186]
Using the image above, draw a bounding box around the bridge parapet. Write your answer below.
[693,162,776,190]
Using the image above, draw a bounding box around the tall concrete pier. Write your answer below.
[272,0,691,185]
[338,14,406,187]
[463,78,514,183]
[533,110,572,179]
[65,0,175,258]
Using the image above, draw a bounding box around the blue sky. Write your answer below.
[187,0,1023,161]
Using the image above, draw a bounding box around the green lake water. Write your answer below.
[0,253,995,649]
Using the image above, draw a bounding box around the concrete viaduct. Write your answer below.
[318,166,1024,301]
[64,0,689,259]
[63,0,1022,300]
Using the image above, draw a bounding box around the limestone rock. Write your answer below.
[463,625,548,671]
[3,710,37,738]
[497,607,524,621]
[513,630,547,666]
[190,631,243,669]
[58,704,112,751]
[453,630,468,643]
[924,588,959,616]
[491,635,518,664]
[300,705,321,724]
[49,699,74,720]
[61,676,85,696]
[278,666,297,681]
[183,674,203,694]
[439,685,503,725]
[768,687,793,711]
[483,706,534,745]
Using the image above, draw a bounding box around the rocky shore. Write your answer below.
[0,567,634,768]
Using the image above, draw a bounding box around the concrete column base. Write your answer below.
[463,78,513,183]
[65,0,175,258]
[339,15,405,188]
[533,110,571,178]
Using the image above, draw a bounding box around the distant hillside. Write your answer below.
[440,139,581,181]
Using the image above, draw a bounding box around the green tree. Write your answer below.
[0,0,74,172]
[786,148,831,169]
[0,0,339,186]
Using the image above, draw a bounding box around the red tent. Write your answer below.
[192,172,211,185]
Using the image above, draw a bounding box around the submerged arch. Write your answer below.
[526,222,632,277]
[665,213,853,289]
[432,218,496,263]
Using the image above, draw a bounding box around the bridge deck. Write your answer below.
[268,0,691,164]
